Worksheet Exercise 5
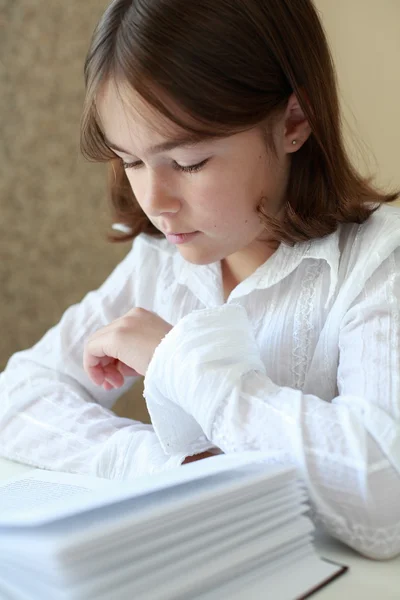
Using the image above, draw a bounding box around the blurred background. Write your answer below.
[1,0,399,423]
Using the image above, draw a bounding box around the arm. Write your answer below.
[144,250,400,559]
[0,242,186,478]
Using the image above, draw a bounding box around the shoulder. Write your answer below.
[342,203,400,247]
[328,204,400,305]
[337,204,400,271]
[297,205,400,275]
[302,205,400,306]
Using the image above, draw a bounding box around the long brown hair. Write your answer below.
[80,0,399,245]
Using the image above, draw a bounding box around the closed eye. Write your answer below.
[122,158,209,174]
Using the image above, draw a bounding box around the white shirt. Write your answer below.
[1,204,400,560]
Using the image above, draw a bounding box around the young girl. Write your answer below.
[1,0,400,561]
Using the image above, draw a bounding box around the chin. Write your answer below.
[177,247,221,266]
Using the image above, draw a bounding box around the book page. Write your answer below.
[0,452,293,528]
[0,471,118,522]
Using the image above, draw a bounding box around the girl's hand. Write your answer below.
[83,308,173,390]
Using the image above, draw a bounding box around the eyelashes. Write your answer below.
[122,158,209,174]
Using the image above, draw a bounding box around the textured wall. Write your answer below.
[1,0,121,365]
[1,1,399,423]
[0,0,148,420]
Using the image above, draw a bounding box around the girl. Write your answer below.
[1,0,400,561]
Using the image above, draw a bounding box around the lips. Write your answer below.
[164,231,196,235]
[165,231,200,245]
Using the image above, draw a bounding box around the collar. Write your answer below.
[173,253,223,307]
[241,228,340,304]
[227,229,340,304]
[144,228,341,307]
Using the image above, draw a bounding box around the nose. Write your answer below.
[140,171,181,218]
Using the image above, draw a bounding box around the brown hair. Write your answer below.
[80,0,399,245]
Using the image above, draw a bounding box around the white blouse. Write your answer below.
[1,204,400,560]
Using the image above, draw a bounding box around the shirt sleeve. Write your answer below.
[144,249,400,560]
[0,241,186,478]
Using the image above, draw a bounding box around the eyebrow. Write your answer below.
[103,134,206,157]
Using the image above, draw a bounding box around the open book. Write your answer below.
[0,452,347,600]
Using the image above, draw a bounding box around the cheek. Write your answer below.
[193,172,260,223]
[194,171,238,209]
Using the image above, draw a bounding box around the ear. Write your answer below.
[283,92,312,153]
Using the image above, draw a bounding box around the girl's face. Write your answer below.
[98,80,298,266]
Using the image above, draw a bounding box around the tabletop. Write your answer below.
[0,457,399,599]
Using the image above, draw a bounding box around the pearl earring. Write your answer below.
[292,140,297,145]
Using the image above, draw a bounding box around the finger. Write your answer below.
[84,333,118,369]
[117,362,139,377]
[98,355,116,368]
[88,356,121,384]
[87,363,106,386]
[103,364,124,388]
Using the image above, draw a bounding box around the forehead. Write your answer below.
[96,78,190,150]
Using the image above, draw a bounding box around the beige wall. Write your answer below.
[316,0,400,197]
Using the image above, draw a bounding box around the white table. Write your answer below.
[1,457,399,599]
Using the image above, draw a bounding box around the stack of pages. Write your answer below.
[0,452,346,600]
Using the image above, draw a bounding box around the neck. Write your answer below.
[221,239,279,300]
